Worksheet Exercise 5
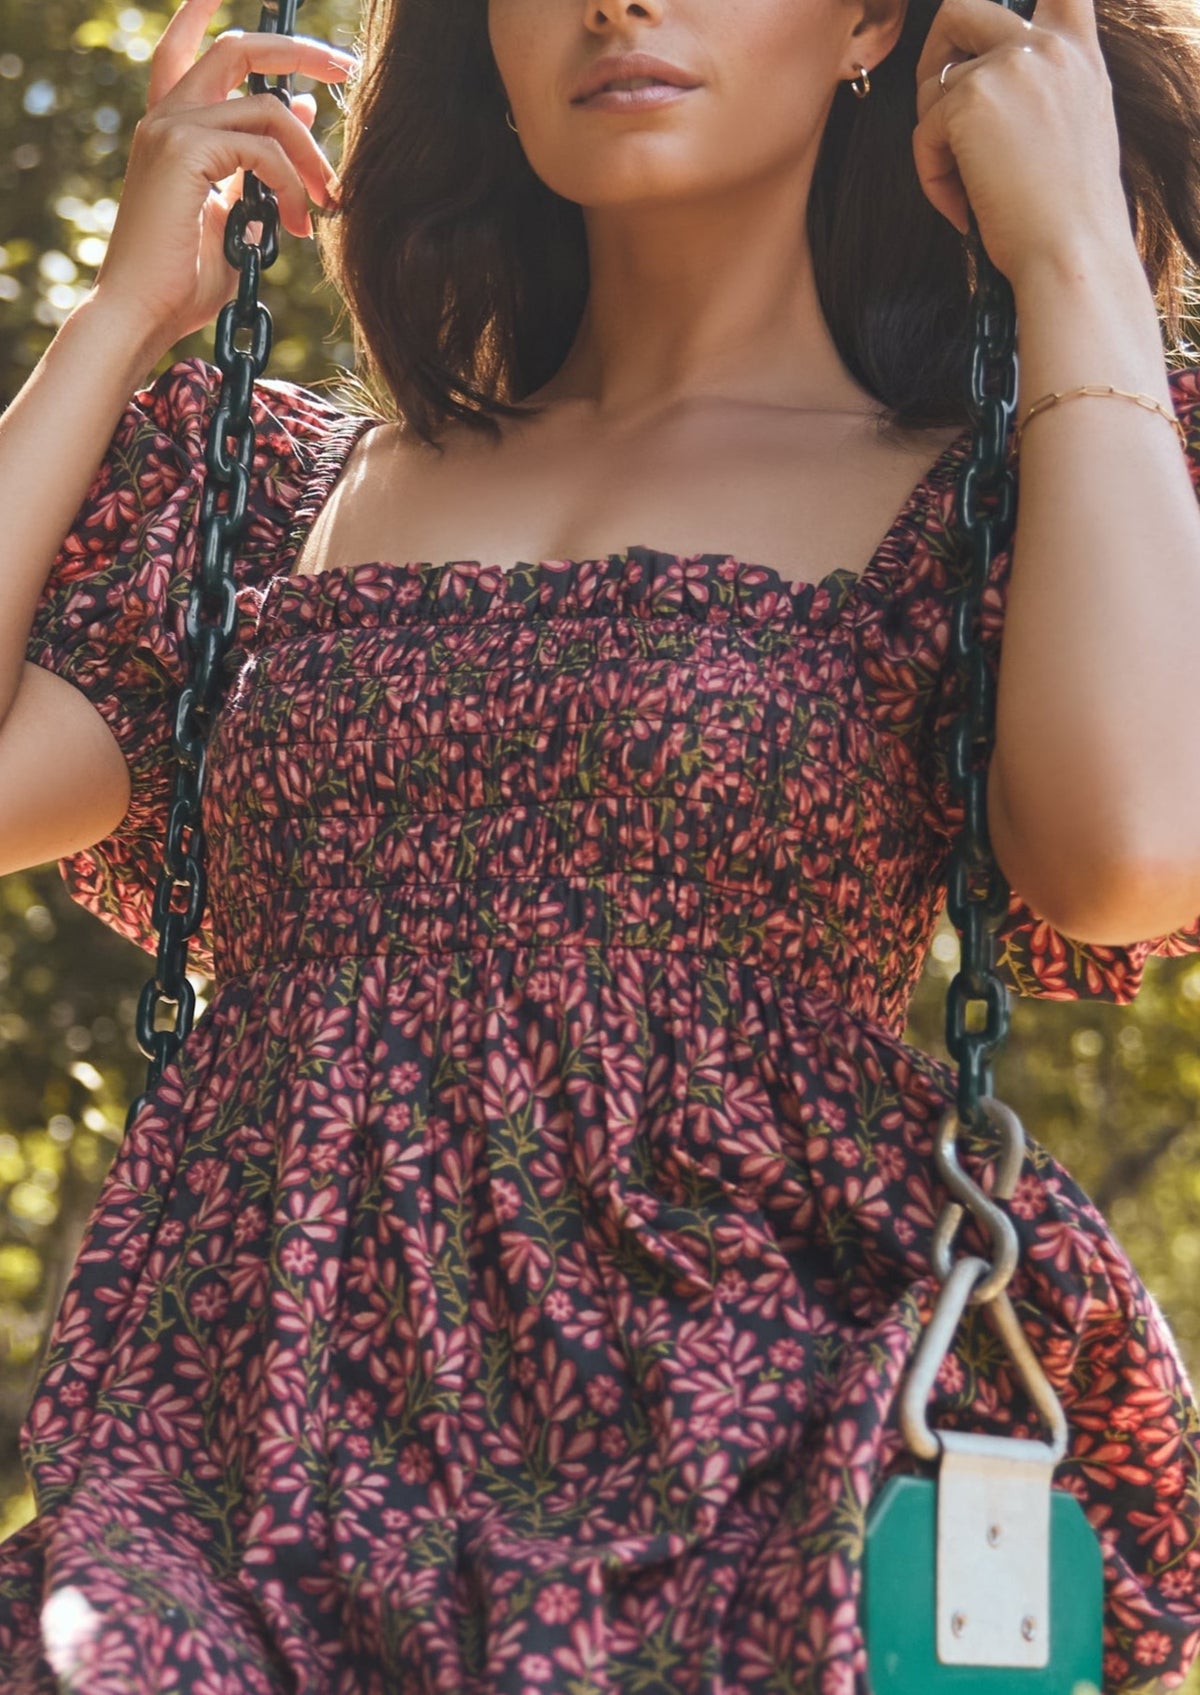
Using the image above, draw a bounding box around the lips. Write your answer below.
[573,83,698,113]
[570,53,701,104]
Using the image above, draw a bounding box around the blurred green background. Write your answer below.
[3,14,1200,1688]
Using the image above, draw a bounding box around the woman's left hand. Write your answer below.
[912,0,1134,288]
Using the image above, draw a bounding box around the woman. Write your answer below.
[2,0,1200,1685]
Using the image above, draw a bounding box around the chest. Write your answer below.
[290,404,965,587]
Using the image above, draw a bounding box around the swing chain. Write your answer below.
[939,0,1035,1139]
[944,254,1018,1133]
[932,221,1023,1301]
[899,222,1031,1451]
[124,0,304,1134]
[899,182,1076,1467]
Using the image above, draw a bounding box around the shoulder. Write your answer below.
[129,355,372,465]
[117,357,384,570]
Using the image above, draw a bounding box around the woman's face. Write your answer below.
[487,0,887,211]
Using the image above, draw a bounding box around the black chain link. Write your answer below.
[933,0,1036,1299]
[124,0,304,1133]
[941,212,1021,1142]
[940,0,1035,1147]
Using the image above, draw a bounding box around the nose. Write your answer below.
[583,0,663,29]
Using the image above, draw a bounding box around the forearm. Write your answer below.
[0,290,165,728]
[988,238,1200,943]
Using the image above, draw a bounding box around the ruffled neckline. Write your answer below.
[244,410,988,643]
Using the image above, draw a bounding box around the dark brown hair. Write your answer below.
[317,0,1200,447]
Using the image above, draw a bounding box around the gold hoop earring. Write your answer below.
[505,107,519,133]
[849,64,871,98]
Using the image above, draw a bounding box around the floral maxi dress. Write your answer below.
[3,358,1200,1695]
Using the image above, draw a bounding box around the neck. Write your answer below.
[528,172,878,429]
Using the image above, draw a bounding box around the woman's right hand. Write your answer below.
[90,0,353,360]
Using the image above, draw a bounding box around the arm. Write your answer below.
[987,236,1200,946]
[0,295,159,731]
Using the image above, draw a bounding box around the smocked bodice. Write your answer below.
[207,548,953,1033]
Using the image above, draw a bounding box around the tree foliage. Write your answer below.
[3,16,1200,1692]
[0,0,361,408]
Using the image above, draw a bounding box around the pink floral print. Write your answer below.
[2,357,1200,1692]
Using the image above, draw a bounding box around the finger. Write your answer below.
[291,91,318,130]
[170,91,340,207]
[915,0,1034,93]
[914,52,982,122]
[147,0,226,108]
[213,167,246,221]
[185,127,314,238]
[154,30,357,117]
[1016,0,1102,47]
[911,97,973,235]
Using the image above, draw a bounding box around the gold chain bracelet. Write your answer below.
[1014,383,1186,452]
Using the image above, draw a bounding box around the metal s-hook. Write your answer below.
[931,1097,1025,1304]
[903,1095,1069,1465]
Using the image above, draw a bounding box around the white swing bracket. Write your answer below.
[935,1429,1057,1668]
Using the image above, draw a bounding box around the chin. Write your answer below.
[536,154,727,211]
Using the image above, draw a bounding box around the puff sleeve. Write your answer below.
[22,355,356,975]
[920,359,1200,1003]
